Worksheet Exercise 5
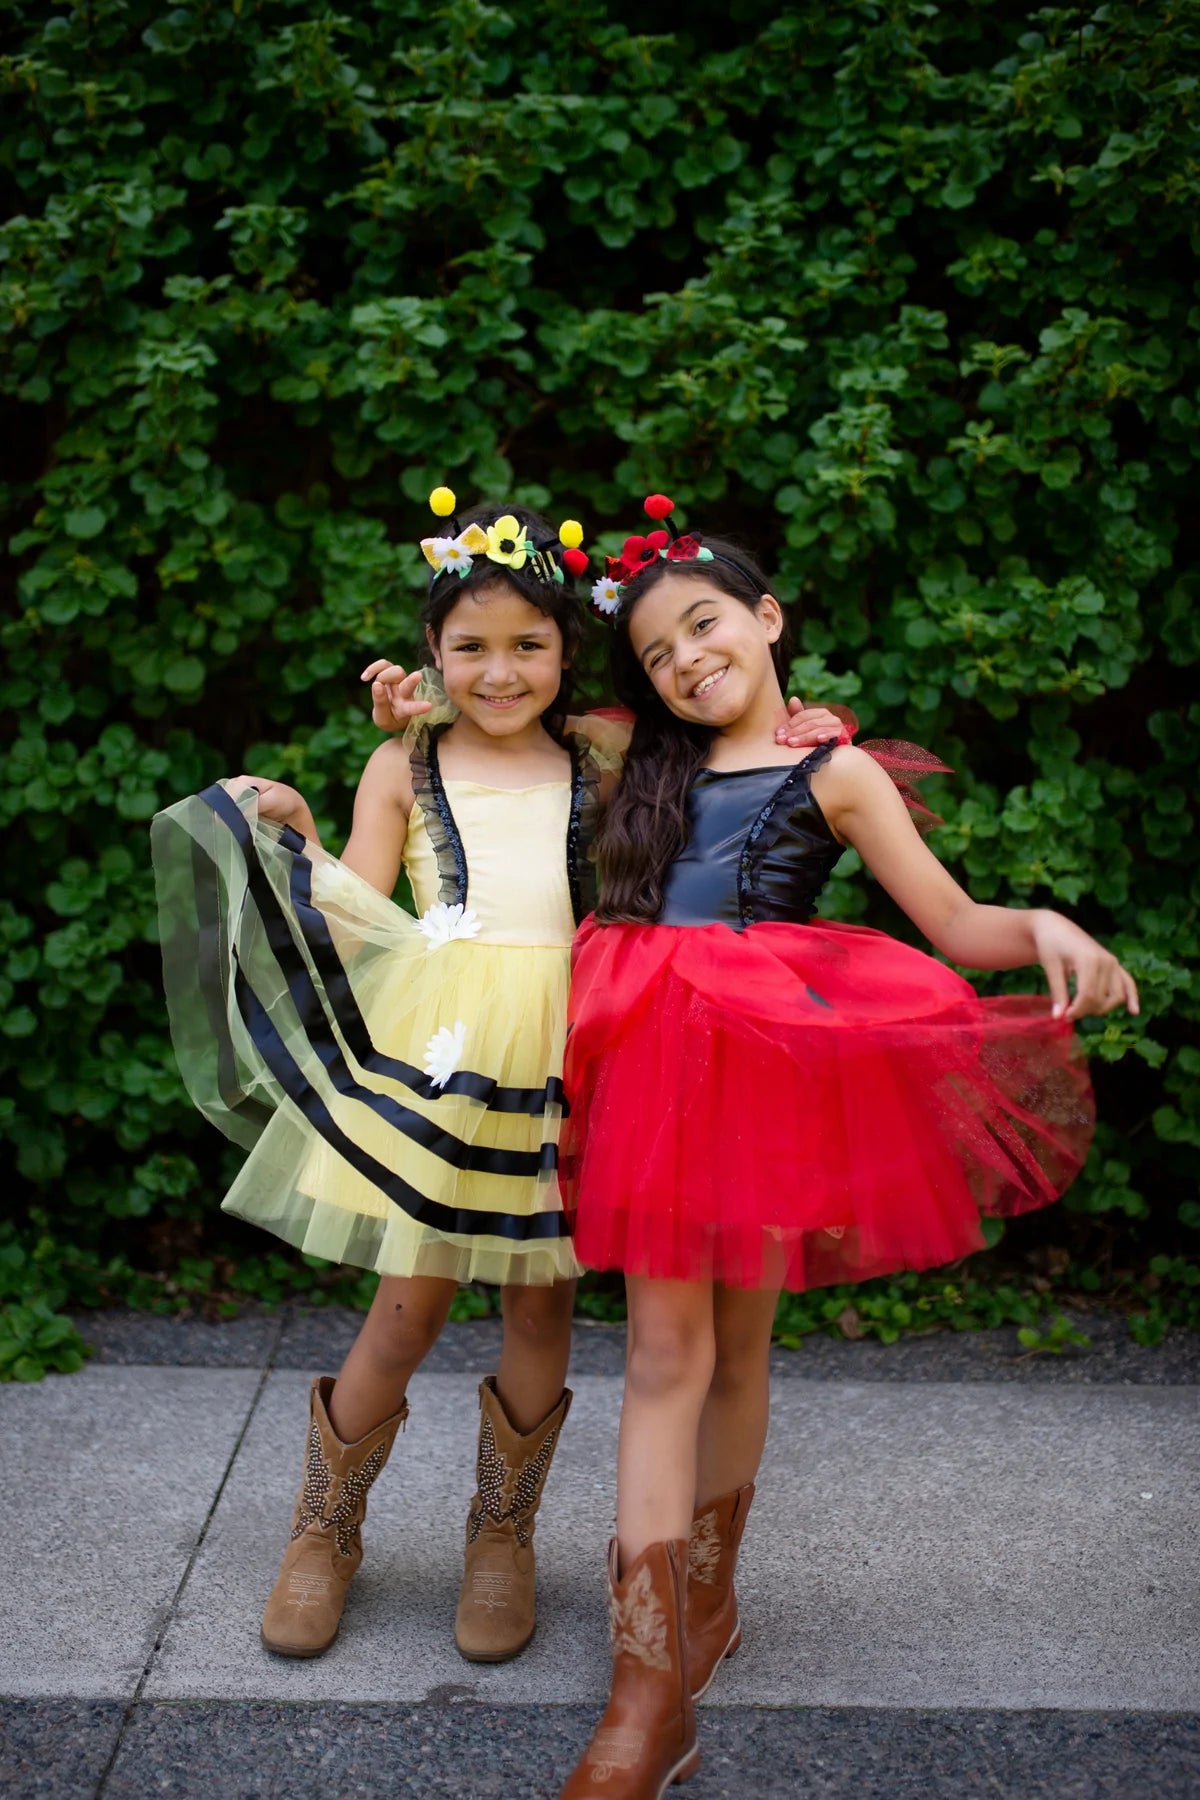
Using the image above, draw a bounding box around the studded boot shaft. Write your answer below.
[260,1375,406,1658]
[454,1376,572,1663]
[685,1483,755,1700]
[559,1538,698,1799]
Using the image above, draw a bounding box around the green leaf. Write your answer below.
[63,508,107,540]
[163,657,206,695]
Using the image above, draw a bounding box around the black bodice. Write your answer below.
[657,743,844,930]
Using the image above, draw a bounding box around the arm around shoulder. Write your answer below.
[566,709,633,766]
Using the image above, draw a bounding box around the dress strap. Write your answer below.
[566,732,610,926]
[408,726,468,907]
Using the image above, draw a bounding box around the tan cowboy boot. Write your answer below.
[455,1375,572,1662]
[560,1538,699,1799]
[686,1483,755,1699]
[260,1375,406,1658]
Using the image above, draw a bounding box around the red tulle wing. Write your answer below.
[859,737,953,832]
[825,707,951,832]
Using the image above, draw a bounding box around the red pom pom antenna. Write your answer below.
[644,493,674,521]
[562,548,589,577]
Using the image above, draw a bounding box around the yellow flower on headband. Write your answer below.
[485,514,532,570]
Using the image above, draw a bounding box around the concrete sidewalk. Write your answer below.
[1,1311,1198,1798]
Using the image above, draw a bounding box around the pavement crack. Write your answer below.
[92,1309,287,1797]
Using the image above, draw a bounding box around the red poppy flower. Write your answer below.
[609,530,670,583]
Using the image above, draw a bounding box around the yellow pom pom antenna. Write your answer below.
[429,486,457,518]
[558,519,584,549]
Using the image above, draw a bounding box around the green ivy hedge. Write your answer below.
[2,0,1198,1369]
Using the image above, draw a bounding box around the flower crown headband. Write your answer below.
[419,486,590,590]
[587,493,756,619]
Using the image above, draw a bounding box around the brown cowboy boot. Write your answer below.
[560,1538,699,1799]
[260,1376,407,1658]
[455,1375,572,1662]
[686,1483,755,1699]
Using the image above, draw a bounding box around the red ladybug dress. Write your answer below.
[562,740,1094,1292]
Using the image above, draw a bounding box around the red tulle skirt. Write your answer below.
[562,918,1094,1292]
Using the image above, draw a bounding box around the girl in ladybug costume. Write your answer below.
[557,497,1137,1799]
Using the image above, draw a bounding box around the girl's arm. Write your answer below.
[811,746,1139,1021]
[229,740,414,900]
[227,775,321,845]
[339,740,413,895]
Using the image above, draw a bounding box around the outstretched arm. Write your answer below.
[226,775,321,845]
[811,746,1138,1021]
[227,740,413,899]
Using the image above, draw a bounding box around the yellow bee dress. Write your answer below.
[151,723,619,1286]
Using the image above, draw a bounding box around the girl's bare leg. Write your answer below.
[694,1285,779,1505]
[497,1278,577,1430]
[329,1273,458,1442]
[616,1276,716,1566]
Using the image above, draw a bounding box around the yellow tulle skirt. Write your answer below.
[151,784,580,1286]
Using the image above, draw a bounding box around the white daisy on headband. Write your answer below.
[592,575,622,616]
[433,535,472,574]
[420,521,489,576]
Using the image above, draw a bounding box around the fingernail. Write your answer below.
[1052,1003,1062,1018]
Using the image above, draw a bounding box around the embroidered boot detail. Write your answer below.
[688,1506,722,1585]
[455,1377,572,1663]
[608,1561,671,1671]
[586,1726,647,1780]
[686,1483,756,1700]
[286,1572,331,1608]
[469,1570,514,1611]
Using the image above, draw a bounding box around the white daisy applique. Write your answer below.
[310,860,363,909]
[419,522,489,578]
[424,1019,467,1089]
[435,534,473,576]
[418,901,481,949]
[591,575,622,616]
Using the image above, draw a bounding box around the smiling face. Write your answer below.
[429,580,567,739]
[625,572,786,730]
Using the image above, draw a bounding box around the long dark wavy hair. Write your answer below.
[595,537,793,924]
[421,502,586,739]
